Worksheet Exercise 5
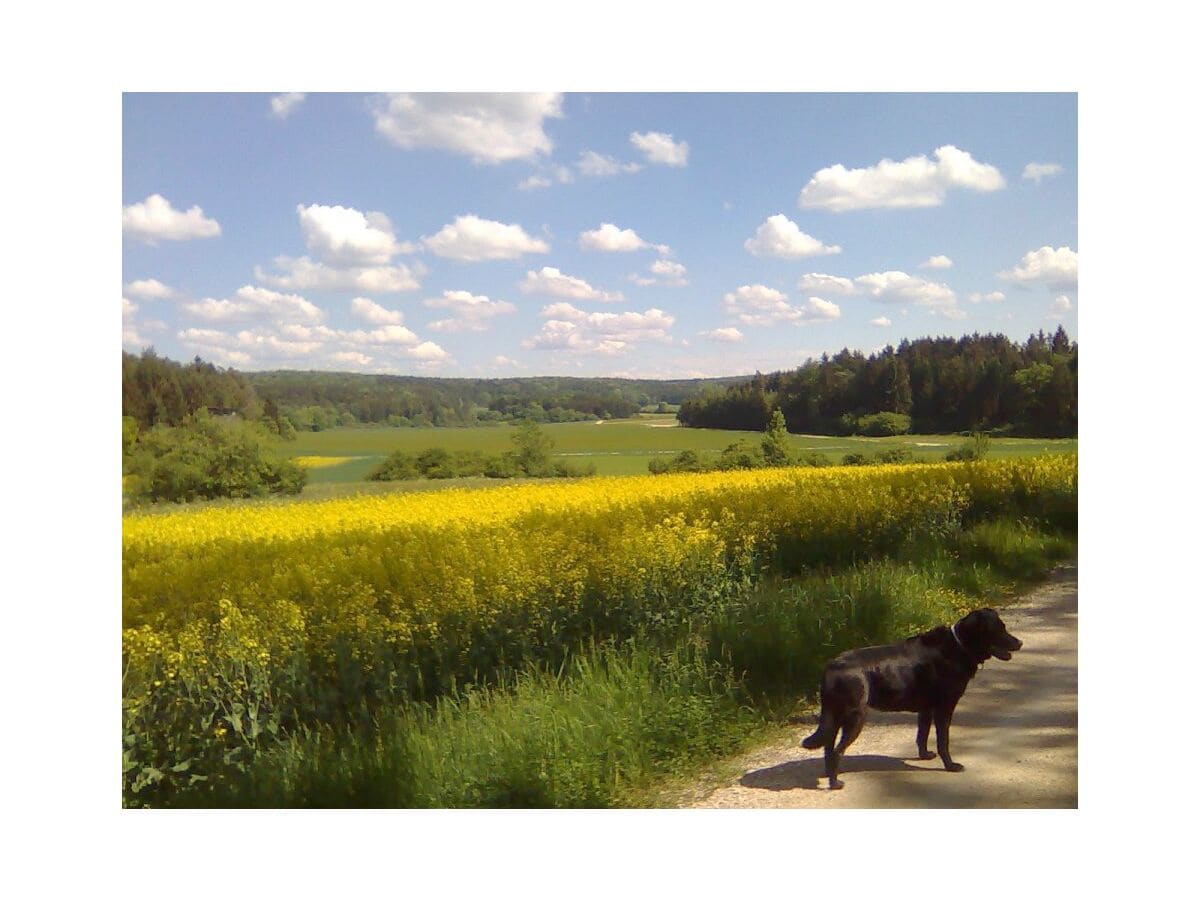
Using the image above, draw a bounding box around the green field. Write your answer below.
[285,415,1077,494]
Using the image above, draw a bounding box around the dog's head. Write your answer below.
[954,608,1023,661]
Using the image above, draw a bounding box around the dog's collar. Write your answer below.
[950,622,986,667]
[950,622,971,655]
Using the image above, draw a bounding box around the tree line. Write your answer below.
[122,350,747,431]
[678,327,1077,437]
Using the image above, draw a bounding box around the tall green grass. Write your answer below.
[177,517,1074,808]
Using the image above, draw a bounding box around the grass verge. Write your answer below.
[178,517,1074,808]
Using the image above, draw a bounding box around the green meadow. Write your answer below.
[285,415,1077,495]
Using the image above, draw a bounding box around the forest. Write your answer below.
[122,326,1077,441]
[121,350,745,431]
[677,328,1077,437]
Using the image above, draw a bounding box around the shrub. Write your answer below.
[484,454,521,479]
[552,460,597,478]
[367,451,420,481]
[856,412,912,437]
[715,439,765,471]
[946,431,992,462]
[368,422,586,482]
[874,447,914,464]
[123,414,306,503]
[796,452,832,468]
[649,449,710,475]
[761,409,793,466]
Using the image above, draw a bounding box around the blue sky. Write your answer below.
[122,92,1076,378]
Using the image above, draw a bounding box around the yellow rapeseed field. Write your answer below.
[292,456,354,470]
[122,456,1076,798]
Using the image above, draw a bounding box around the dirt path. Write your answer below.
[687,564,1078,808]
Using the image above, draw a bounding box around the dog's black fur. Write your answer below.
[801,608,1023,789]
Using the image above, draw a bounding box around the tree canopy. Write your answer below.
[678,328,1077,437]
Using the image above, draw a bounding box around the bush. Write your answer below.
[842,452,869,466]
[761,409,793,466]
[552,460,597,478]
[856,412,912,437]
[484,454,521,479]
[123,414,306,503]
[946,432,992,462]
[367,423,589,482]
[715,439,765,471]
[367,451,419,481]
[649,450,710,475]
[796,452,832,468]
[874,447,914,465]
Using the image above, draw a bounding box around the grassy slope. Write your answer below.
[286,418,1078,487]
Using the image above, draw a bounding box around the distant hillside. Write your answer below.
[122,350,751,430]
[242,370,752,427]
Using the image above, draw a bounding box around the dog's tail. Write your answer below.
[801,709,836,749]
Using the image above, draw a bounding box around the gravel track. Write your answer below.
[687,564,1078,809]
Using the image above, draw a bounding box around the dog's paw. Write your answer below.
[829,779,844,790]
[918,750,937,761]
[944,762,965,773]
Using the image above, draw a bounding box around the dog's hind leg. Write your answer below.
[826,710,865,790]
[802,708,837,750]
[916,709,936,760]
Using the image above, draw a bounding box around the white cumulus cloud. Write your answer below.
[721,284,839,326]
[517,166,573,191]
[700,327,744,343]
[370,93,563,164]
[350,297,405,325]
[422,214,550,261]
[744,214,841,258]
[256,255,422,293]
[577,151,642,177]
[1022,162,1063,184]
[853,271,958,313]
[297,204,411,266]
[998,245,1078,290]
[182,285,324,325]
[270,93,306,119]
[920,255,954,269]
[631,258,688,287]
[799,145,1004,211]
[579,223,668,254]
[123,194,222,243]
[967,291,1006,304]
[520,267,623,302]
[630,131,689,167]
[518,175,554,191]
[176,313,449,371]
[800,297,842,320]
[797,273,856,295]
[869,316,892,327]
[524,303,675,356]
[123,278,175,300]
[424,290,517,333]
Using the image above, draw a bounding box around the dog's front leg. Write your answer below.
[916,709,936,760]
[934,705,964,772]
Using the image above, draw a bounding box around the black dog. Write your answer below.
[801,608,1023,789]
